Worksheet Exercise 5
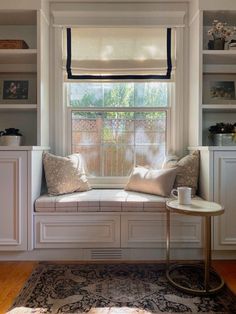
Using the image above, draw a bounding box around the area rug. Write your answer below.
[8,263,236,314]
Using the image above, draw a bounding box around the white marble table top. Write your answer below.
[166,199,224,217]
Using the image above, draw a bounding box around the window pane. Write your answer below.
[72,111,166,176]
[67,82,168,107]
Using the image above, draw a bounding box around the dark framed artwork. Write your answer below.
[3,80,29,100]
[0,74,36,104]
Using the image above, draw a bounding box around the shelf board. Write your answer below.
[203,64,236,74]
[0,104,37,111]
[202,104,236,113]
[203,50,236,65]
[203,50,236,55]
[0,49,37,65]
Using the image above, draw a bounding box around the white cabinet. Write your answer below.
[197,147,236,251]
[0,147,47,251]
[189,1,236,254]
[0,151,27,250]
[213,151,236,250]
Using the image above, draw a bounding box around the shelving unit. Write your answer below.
[0,10,37,145]
[0,8,49,146]
[189,1,236,255]
[0,2,50,252]
[201,11,236,146]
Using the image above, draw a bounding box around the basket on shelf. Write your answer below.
[0,40,29,49]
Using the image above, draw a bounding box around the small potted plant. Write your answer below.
[207,20,236,50]
[209,122,236,146]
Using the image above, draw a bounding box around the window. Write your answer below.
[66,82,172,178]
[63,25,175,180]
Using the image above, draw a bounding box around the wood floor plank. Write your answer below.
[0,261,37,313]
[0,260,235,314]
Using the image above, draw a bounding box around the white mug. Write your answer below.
[171,187,192,205]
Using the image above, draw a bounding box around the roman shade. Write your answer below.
[65,27,174,80]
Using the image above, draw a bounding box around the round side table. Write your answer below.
[166,199,225,295]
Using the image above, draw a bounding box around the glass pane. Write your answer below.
[72,145,101,176]
[104,83,134,107]
[103,112,134,144]
[69,83,103,107]
[135,145,165,169]
[134,83,168,107]
[67,82,169,107]
[72,111,166,177]
[103,145,134,176]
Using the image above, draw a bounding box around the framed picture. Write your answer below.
[3,80,29,100]
[203,74,236,104]
[0,74,36,104]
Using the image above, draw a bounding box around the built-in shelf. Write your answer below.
[0,104,37,110]
[203,50,236,65]
[0,49,37,64]
[203,64,236,73]
[202,104,236,113]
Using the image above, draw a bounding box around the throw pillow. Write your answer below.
[43,152,91,195]
[163,150,199,196]
[124,166,177,197]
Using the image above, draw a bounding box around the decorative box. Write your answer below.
[0,40,29,49]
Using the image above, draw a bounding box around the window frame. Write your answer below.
[65,82,172,185]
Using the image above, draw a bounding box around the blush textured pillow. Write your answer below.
[162,150,199,196]
[43,152,91,195]
[124,166,177,197]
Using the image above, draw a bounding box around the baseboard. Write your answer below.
[0,248,204,261]
[0,248,235,261]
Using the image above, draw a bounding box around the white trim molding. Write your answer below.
[51,2,187,27]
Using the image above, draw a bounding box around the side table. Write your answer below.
[166,199,224,295]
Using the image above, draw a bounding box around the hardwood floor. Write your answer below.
[0,261,235,314]
[0,261,38,314]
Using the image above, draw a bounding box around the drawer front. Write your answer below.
[34,214,120,248]
[121,213,202,248]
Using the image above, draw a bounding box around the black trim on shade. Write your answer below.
[66,27,172,80]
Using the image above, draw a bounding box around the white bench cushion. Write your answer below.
[35,189,168,213]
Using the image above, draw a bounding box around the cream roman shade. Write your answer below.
[64,27,175,80]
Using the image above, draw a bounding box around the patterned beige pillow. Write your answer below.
[163,150,199,196]
[43,152,91,195]
[124,166,177,197]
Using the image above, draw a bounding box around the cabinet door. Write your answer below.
[0,151,27,250]
[213,151,236,250]
[121,213,202,248]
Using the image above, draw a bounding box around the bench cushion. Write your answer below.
[35,189,168,213]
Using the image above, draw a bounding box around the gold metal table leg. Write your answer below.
[166,209,225,295]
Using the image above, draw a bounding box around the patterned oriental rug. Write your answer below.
[8,263,236,314]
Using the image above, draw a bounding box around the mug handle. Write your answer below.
[171,189,178,199]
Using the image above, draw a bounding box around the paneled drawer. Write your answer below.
[121,213,203,248]
[34,213,120,248]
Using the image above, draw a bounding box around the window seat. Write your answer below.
[34,190,203,251]
[35,189,168,213]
